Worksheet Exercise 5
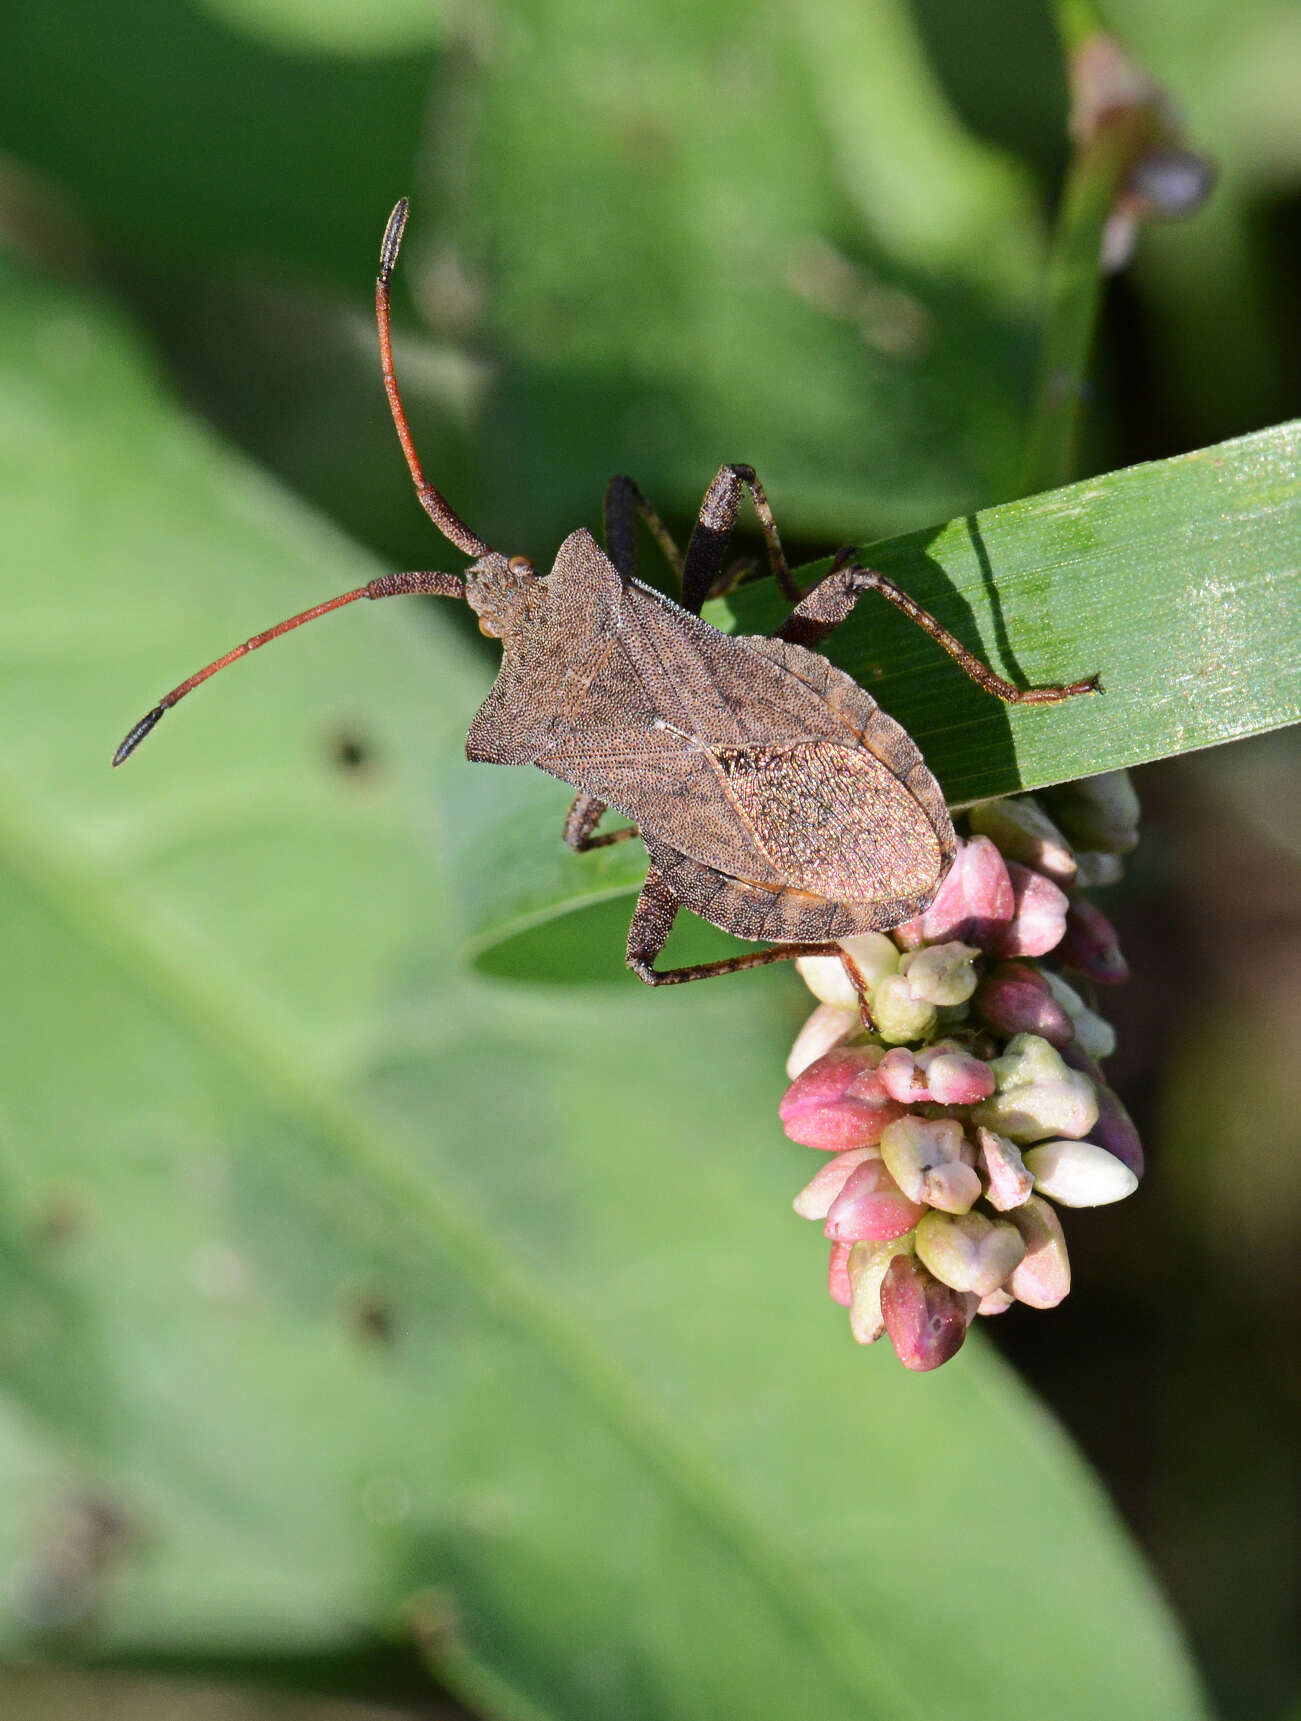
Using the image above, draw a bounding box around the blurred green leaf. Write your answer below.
[458,420,1300,967]
[426,0,1047,548]
[0,260,1209,1718]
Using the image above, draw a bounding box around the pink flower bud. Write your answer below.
[896,836,1014,948]
[976,1126,1035,1211]
[1057,897,1130,985]
[792,1148,878,1220]
[1005,1194,1071,1309]
[967,796,1077,885]
[786,1002,859,1079]
[1088,1081,1144,1178]
[977,1288,1015,1316]
[914,1209,1026,1297]
[828,1241,854,1307]
[878,1042,994,1107]
[825,1158,925,1243]
[974,961,1074,1048]
[880,1255,971,1370]
[920,1046,996,1106]
[988,863,1069,958]
[779,1046,906,1151]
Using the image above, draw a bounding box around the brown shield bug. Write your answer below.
[115,200,1097,993]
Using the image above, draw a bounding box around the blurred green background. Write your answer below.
[0,1,1298,1719]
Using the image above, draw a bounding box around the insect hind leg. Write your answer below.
[563,792,639,852]
[625,866,829,986]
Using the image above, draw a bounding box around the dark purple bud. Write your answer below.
[974,961,1075,1048]
[1058,897,1130,985]
[880,1255,971,1371]
[1088,1081,1145,1178]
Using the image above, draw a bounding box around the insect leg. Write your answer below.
[626,867,830,986]
[773,557,1100,704]
[602,476,685,582]
[563,792,639,852]
[681,464,801,615]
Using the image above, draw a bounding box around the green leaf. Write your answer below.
[0,258,1209,1719]
[459,420,1300,968]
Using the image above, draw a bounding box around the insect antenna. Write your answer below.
[377,198,491,559]
[111,568,465,766]
[114,199,488,768]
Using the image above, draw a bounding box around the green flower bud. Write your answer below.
[872,973,938,1045]
[914,1209,1026,1297]
[898,941,980,1007]
[972,1034,1099,1143]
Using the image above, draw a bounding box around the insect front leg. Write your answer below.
[563,792,639,852]
[774,555,1099,705]
[681,464,801,615]
[625,867,831,986]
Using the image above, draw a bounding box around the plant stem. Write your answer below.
[1018,106,1151,498]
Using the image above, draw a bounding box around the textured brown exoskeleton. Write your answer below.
[114,201,1097,992]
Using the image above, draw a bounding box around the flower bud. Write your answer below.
[973,1034,1099,1143]
[871,973,938,1045]
[967,796,1077,885]
[895,836,1014,948]
[828,1241,854,1307]
[1127,147,1217,220]
[1074,850,1124,889]
[837,932,902,991]
[1042,771,1140,855]
[786,1002,859,1079]
[975,1126,1035,1211]
[989,863,1069,958]
[795,953,859,1008]
[880,1255,971,1370]
[846,1236,914,1344]
[1005,1194,1071,1309]
[780,1046,905,1151]
[1042,970,1116,1060]
[973,961,1074,1048]
[914,1209,1026,1297]
[977,1288,1015,1316]
[880,1117,981,1213]
[898,941,980,1007]
[1057,897,1130,986]
[1088,1080,1144,1178]
[793,1147,878,1220]
[880,1042,996,1107]
[1023,1140,1139,1207]
[825,1158,925,1243]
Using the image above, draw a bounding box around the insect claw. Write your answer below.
[380,197,410,280]
[112,705,166,766]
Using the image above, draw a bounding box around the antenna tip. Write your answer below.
[380,198,410,280]
[112,704,166,767]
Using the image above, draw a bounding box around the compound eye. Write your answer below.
[507,555,534,575]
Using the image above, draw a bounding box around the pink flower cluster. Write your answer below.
[780,772,1143,1371]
